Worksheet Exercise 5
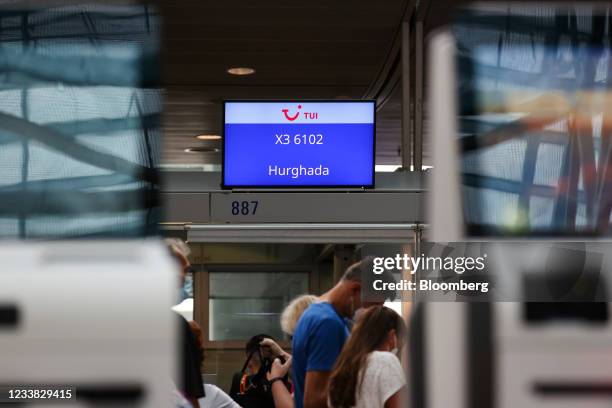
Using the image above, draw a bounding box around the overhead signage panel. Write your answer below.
[223,101,376,188]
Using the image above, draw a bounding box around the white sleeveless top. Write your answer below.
[352,351,406,408]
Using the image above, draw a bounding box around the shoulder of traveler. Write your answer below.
[371,350,401,365]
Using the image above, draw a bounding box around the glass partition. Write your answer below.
[454,5,612,236]
[0,3,161,238]
[209,271,309,341]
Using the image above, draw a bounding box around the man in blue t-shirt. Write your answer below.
[291,257,395,408]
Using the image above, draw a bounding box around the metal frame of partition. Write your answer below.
[184,223,420,244]
[364,0,429,172]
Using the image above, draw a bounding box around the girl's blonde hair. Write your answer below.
[280,294,318,335]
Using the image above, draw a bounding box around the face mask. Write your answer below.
[176,284,189,305]
[176,287,188,304]
[176,274,193,304]
[183,274,194,297]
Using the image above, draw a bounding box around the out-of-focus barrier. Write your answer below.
[0,2,162,239]
[0,241,176,407]
[411,301,612,408]
[430,4,612,240]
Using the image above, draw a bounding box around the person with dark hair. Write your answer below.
[186,320,242,408]
[291,257,396,408]
[176,315,204,408]
[229,334,291,408]
[328,306,407,408]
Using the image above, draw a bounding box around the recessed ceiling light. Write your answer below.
[184,147,220,153]
[195,134,222,140]
[227,67,255,76]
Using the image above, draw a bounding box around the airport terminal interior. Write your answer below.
[1,1,612,407]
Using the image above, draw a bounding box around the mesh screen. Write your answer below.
[0,3,162,238]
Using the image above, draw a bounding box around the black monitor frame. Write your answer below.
[221,99,377,190]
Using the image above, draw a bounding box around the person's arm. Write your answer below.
[267,356,294,408]
[383,387,406,408]
[260,338,291,360]
[270,380,294,408]
[303,371,331,408]
[303,318,347,408]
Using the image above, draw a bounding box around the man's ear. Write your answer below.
[349,280,362,294]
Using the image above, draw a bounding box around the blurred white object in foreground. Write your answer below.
[0,240,177,407]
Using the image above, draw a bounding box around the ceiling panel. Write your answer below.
[158,0,407,167]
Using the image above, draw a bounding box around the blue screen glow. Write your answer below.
[223,101,375,187]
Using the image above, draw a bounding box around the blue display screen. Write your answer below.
[223,101,375,188]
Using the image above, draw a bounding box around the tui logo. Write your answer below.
[282,105,301,121]
[281,105,319,121]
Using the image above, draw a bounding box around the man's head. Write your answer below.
[338,258,367,317]
[336,256,397,318]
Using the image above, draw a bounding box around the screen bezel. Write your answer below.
[221,99,377,190]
